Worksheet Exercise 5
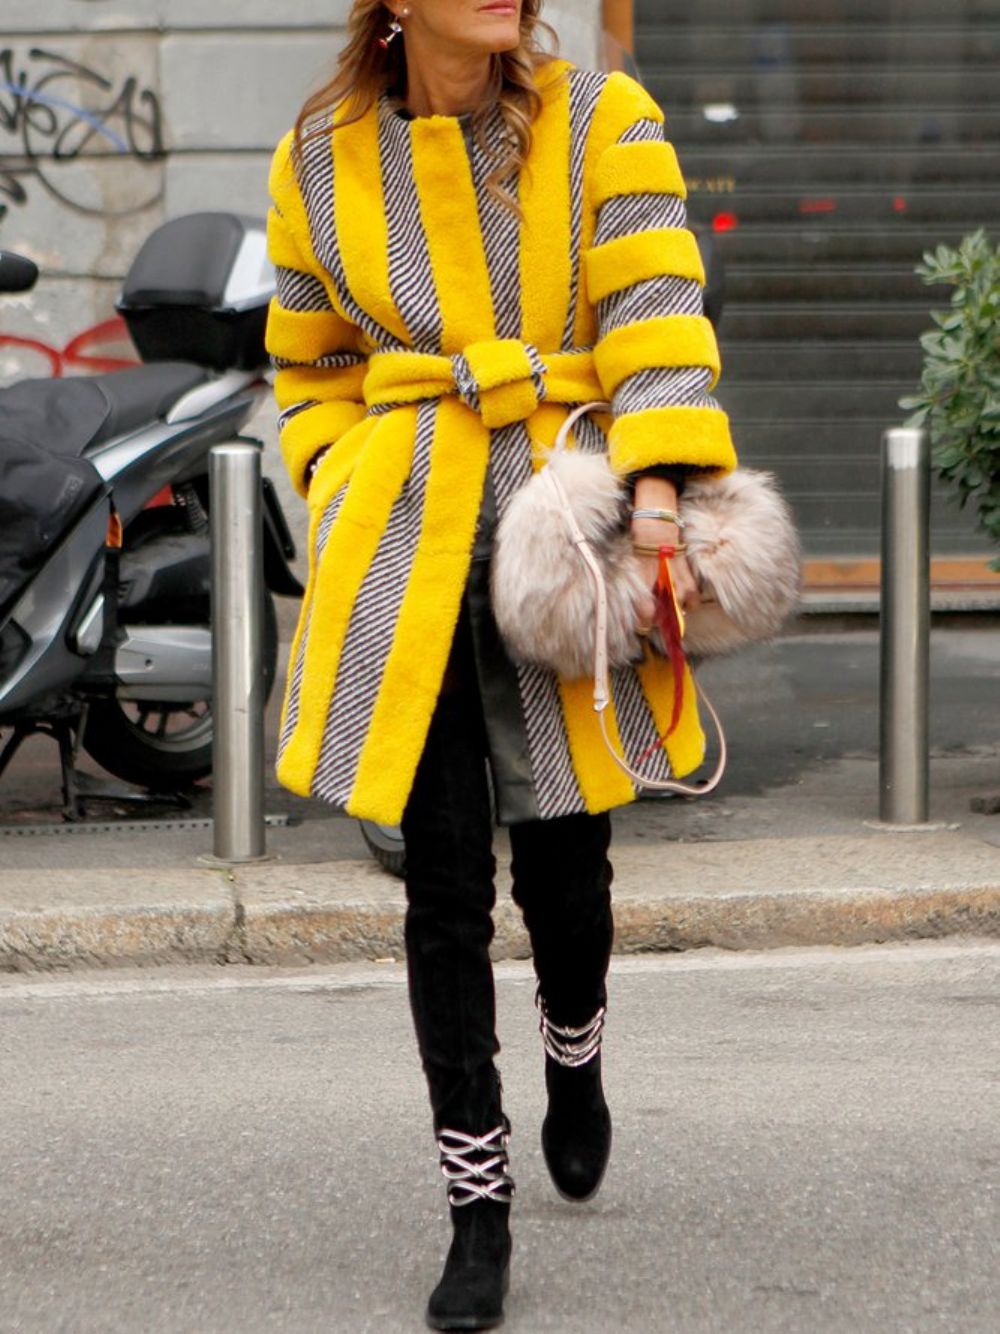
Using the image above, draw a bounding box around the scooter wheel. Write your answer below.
[81,592,279,791]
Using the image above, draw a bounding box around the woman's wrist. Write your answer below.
[632,475,679,513]
[631,518,681,552]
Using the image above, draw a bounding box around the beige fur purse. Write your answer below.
[490,400,802,792]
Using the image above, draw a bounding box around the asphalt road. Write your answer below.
[1,941,998,1332]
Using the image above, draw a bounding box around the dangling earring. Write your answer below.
[377,7,409,49]
[378,19,402,49]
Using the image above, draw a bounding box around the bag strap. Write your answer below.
[546,400,727,798]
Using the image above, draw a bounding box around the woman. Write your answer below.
[265,1,736,1327]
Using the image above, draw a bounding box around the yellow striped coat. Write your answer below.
[265,56,737,826]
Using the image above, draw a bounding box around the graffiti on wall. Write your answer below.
[0,46,164,224]
[0,316,137,380]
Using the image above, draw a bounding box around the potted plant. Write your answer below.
[900,228,1000,570]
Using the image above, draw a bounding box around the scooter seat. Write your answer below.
[0,362,213,457]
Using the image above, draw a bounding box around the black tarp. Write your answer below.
[0,377,108,615]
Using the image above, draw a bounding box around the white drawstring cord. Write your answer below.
[547,399,728,797]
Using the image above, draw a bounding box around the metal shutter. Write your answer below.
[633,0,998,581]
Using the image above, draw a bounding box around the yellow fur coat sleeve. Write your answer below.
[265,131,369,498]
[584,74,738,479]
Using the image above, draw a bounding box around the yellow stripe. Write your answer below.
[265,300,360,365]
[594,140,688,210]
[276,419,376,771]
[635,652,706,779]
[598,70,666,136]
[273,362,368,412]
[411,119,495,353]
[363,349,452,406]
[266,205,304,270]
[347,399,491,822]
[558,678,636,813]
[276,408,418,796]
[594,314,721,395]
[279,402,368,497]
[305,417,375,514]
[539,350,605,404]
[332,102,410,344]
[585,228,705,304]
[519,66,572,350]
[608,404,738,475]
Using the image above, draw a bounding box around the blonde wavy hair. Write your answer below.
[294,0,564,220]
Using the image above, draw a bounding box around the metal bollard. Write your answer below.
[878,427,931,825]
[208,442,267,862]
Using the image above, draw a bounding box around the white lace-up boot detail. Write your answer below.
[436,1120,515,1208]
[537,992,607,1068]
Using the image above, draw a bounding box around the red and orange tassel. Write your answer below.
[636,543,688,764]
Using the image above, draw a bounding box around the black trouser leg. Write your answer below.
[508,810,615,1026]
[400,609,502,1135]
[510,811,615,1202]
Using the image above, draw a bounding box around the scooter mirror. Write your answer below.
[0,252,39,294]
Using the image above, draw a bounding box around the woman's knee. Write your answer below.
[508,810,613,910]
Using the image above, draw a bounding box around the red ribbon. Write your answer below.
[636,543,687,764]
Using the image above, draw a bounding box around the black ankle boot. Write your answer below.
[426,1118,514,1331]
[427,1197,512,1331]
[538,997,612,1202]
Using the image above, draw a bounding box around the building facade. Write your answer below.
[632,0,999,588]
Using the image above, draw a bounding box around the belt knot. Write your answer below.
[362,341,601,424]
[450,338,547,429]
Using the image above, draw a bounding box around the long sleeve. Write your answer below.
[265,132,369,498]
[585,80,737,479]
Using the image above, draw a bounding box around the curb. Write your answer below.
[2,865,998,973]
[235,884,1000,968]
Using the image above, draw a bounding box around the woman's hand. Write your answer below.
[630,476,702,635]
[631,520,702,635]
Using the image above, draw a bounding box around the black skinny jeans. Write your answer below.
[400,604,615,1133]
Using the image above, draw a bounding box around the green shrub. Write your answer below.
[900,228,1000,570]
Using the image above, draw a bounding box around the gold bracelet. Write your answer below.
[633,542,688,556]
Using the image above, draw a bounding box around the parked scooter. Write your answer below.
[0,213,302,820]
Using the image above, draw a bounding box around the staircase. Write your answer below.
[633,0,1000,593]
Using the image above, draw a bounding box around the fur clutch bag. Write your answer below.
[490,400,802,677]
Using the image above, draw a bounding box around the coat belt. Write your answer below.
[362,339,605,430]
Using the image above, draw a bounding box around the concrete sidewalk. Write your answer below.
[1,624,998,971]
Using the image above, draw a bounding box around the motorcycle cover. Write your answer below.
[0,377,107,615]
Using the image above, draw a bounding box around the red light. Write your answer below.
[893,196,907,212]
[712,211,739,233]
[799,198,837,215]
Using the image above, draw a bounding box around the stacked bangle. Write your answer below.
[630,507,686,528]
[633,541,688,556]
